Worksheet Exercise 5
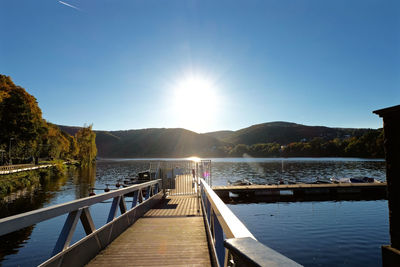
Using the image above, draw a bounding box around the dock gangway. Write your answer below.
[0,160,301,267]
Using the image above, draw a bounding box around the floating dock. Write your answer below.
[213,182,387,203]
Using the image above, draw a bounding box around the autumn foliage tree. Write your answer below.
[0,75,46,160]
[76,125,97,166]
[0,74,96,164]
[40,123,72,159]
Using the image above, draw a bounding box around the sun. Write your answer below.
[171,75,219,132]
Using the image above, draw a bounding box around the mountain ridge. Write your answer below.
[204,121,373,145]
[59,122,379,158]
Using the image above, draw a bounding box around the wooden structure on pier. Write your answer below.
[374,105,400,266]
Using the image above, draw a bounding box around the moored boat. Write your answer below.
[330,176,381,184]
[228,179,253,186]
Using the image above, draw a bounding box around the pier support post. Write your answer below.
[374,105,400,266]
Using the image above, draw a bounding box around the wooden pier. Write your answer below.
[213,182,387,202]
[87,196,211,267]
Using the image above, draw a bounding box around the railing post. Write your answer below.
[119,196,127,214]
[107,196,121,223]
[206,197,211,225]
[214,214,226,267]
[138,189,144,203]
[131,190,139,208]
[147,185,152,199]
[80,207,96,235]
[52,208,83,256]
[154,183,159,195]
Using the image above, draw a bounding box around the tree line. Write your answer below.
[0,75,97,166]
[224,129,384,158]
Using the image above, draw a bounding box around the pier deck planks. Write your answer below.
[86,195,211,267]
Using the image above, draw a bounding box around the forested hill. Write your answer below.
[59,126,227,158]
[205,121,372,145]
[60,122,383,158]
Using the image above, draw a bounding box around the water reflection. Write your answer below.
[73,165,97,199]
[0,169,70,263]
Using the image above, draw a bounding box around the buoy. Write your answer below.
[104,184,110,192]
[116,181,121,188]
[89,188,96,196]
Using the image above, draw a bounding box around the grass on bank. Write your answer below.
[0,163,74,197]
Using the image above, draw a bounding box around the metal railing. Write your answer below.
[149,160,195,176]
[0,179,163,266]
[200,178,302,267]
[199,159,212,186]
[150,160,201,195]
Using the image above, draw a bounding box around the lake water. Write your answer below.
[0,158,388,266]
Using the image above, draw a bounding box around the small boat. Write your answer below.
[228,179,252,186]
[330,176,380,184]
[122,171,153,186]
[123,177,141,186]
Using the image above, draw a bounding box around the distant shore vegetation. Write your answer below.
[225,130,384,158]
[75,122,383,158]
[0,74,97,166]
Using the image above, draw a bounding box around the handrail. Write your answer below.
[200,179,254,239]
[0,179,163,266]
[200,178,302,267]
[0,179,160,236]
[224,237,302,267]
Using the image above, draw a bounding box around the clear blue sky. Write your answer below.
[1,0,399,133]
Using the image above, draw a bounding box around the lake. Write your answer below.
[0,158,388,266]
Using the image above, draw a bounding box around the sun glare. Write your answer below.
[186,156,201,162]
[171,75,219,132]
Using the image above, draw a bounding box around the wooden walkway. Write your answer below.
[0,164,53,175]
[86,196,211,267]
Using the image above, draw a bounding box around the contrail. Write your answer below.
[58,1,81,11]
